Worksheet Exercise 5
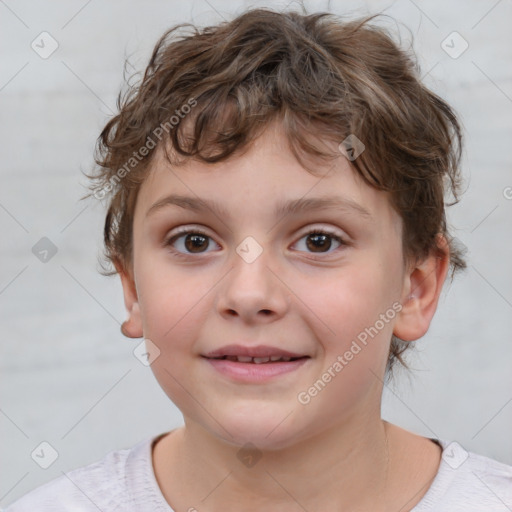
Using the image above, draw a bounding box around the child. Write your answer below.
[5,6,512,511]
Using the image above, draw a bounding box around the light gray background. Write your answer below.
[1,0,511,506]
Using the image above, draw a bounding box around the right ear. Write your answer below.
[115,259,143,338]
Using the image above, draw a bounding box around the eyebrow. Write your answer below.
[145,194,372,220]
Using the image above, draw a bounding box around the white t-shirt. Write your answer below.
[3,435,512,511]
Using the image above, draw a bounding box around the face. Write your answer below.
[123,121,413,450]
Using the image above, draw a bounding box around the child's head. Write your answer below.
[86,7,465,404]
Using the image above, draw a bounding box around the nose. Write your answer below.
[216,246,290,324]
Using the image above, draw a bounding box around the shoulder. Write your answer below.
[414,440,512,511]
[2,436,156,512]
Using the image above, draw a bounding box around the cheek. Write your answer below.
[135,254,215,349]
[302,264,396,338]
[135,258,214,409]
[295,266,398,413]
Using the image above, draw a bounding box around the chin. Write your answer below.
[206,408,305,451]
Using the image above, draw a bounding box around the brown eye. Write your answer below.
[293,229,346,255]
[166,230,218,255]
[184,233,209,253]
[306,233,333,252]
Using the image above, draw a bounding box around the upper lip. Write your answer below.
[203,344,309,359]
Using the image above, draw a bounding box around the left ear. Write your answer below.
[393,234,450,342]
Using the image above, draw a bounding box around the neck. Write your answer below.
[156,415,391,511]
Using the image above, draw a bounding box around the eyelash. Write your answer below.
[164,226,348,259]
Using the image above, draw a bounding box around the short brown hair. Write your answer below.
[84,7,466,372]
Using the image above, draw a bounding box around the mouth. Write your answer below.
[204,355,308,364]
[202,344,310,364]
[201,344,311,382]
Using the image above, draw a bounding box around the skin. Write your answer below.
[117,120,449,511]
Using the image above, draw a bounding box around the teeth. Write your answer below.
[253,356,270,364]
[221,355,299,363]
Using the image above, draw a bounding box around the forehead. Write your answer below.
[135,123,399,232]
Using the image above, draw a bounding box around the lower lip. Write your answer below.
[203,357,310,382]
